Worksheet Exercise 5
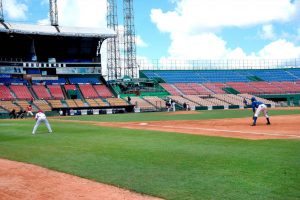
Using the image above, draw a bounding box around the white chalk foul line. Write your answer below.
[141,124,300,138]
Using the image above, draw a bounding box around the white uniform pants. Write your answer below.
[254,104,269,118]
[27,111,33,116]
[32,118,52,134]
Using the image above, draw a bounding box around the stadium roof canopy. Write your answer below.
[0,22,116,38]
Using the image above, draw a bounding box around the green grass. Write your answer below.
[0,109,300,200]
[62,108,300,122]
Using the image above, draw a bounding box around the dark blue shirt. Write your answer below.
[251,101,263,112]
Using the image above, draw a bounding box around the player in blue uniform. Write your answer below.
[251,97,271,126]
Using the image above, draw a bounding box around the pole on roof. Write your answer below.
[0,0,4,22]
[49,0,58,26]
[107,0,122,80]
[123,0,137,78]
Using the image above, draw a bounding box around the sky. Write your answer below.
[2,0,300,64]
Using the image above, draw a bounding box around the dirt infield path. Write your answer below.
[0,159,163,200]
[55,115,300,140]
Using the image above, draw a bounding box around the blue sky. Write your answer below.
[2,0,300,62]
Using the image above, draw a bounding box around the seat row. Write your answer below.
[0,84,114,101]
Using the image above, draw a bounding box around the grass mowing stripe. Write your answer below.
[61,109,300,122]
[0,112,300,200]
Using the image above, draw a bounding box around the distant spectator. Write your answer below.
[17,108,26,119]
[127,96,131,104]
[27,105,34,116]
[59,109,63,116]
[166,101,171,112]
[9,109,17,119]
[183,102,187,110]
[243,98,248,107]
[172,101,176,112]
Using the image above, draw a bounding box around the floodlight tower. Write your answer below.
[49,0,58,26]
[0,0,4,22]
[123,0,137,78]
[107,0,122,80]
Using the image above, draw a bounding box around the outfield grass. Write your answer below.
[0,109,300,200]
[63,108,300,122]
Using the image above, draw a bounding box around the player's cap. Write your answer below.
[251,97,256,102]
[38,110,43,113]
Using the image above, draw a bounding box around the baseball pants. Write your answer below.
[32,118,52,134]
[254,104,269,118]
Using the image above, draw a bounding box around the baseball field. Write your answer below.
[1,108,300,200]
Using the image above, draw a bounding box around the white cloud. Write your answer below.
[151,0,296,34]
[258,39,300,59]
[57,0,107,28]
[168,33,227,59]
[136,35,148,47]
[3,0,28,20]
[260,24,276,40]
[150,0,300,61]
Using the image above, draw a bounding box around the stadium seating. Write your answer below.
[0,85,14,100]
[160,83,182,95]
[202,83,226,94]
[130,97,156,110]
[32,85,52,100]
[0,101,20,112]
[48,85,65,99]
[78,84,99,99]
[143,96,167,109]
[106,98,128,106]
[93,85,114,98]
[33,100,52,111]
[10,85,33,100]
[48,100,64,108]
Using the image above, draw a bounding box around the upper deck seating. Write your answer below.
[0,85,14,100]
[271,81,300,93]
[226,82,260,94]
[64,84,77,91]
[48,85,65,99]
[32,85,52,100]
[202,83,226,94]
[93,85,114,98]
[248,82,284,94]
[160,83,182,95]
[78,84,98,99]
[10,85,33,100]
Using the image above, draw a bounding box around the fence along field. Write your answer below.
[0,109,300,199]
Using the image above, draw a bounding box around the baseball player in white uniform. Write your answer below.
[32,110,52,134]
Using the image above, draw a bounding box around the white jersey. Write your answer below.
[35,112,46,120]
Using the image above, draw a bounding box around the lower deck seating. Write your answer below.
[106,98,128,106]
[143,96,167,109]
[48,100,64,108]
[65,99,78,107]
[0,101,20,112]
[34,100,52,111]
[130,97,155,110]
